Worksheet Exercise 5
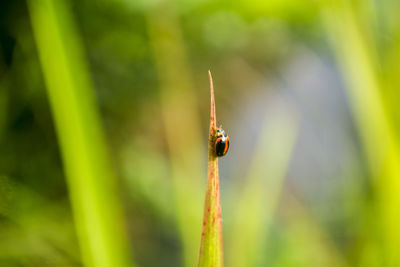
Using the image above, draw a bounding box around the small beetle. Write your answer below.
[214,128,230,157]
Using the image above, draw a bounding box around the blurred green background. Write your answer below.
[1,0,400,266]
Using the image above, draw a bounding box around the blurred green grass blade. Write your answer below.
[198,71,223,267]
[146,3,204,267]
[27,0,132,266]
[385,1,400,133]
[321,1,400,264]
[322,3,388,171]
[228,107,298,267]
[0,84,8,140]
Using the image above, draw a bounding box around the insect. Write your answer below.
[214,127,230,157]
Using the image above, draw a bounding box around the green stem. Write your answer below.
[27,0,132,266]
[198,71,223,267]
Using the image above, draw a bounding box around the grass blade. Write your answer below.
[198,71,223,267]
[321,2,400,264]
[27,0,132,266]
[228,108,298,267]
[146,4,204,266]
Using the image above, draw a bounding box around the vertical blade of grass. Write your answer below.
[0,85,8,140]
[321,2,400,265]
[198,71,223,267]
[229,108,298,267]
[27,1,132,266]
[146,3,204,267]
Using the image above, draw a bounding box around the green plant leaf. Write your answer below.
[198,71,223,267]
[27,0,132,266]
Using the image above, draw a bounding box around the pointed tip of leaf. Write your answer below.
[209,71,216,130]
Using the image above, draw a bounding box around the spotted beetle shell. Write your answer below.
[214,128,230,157]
